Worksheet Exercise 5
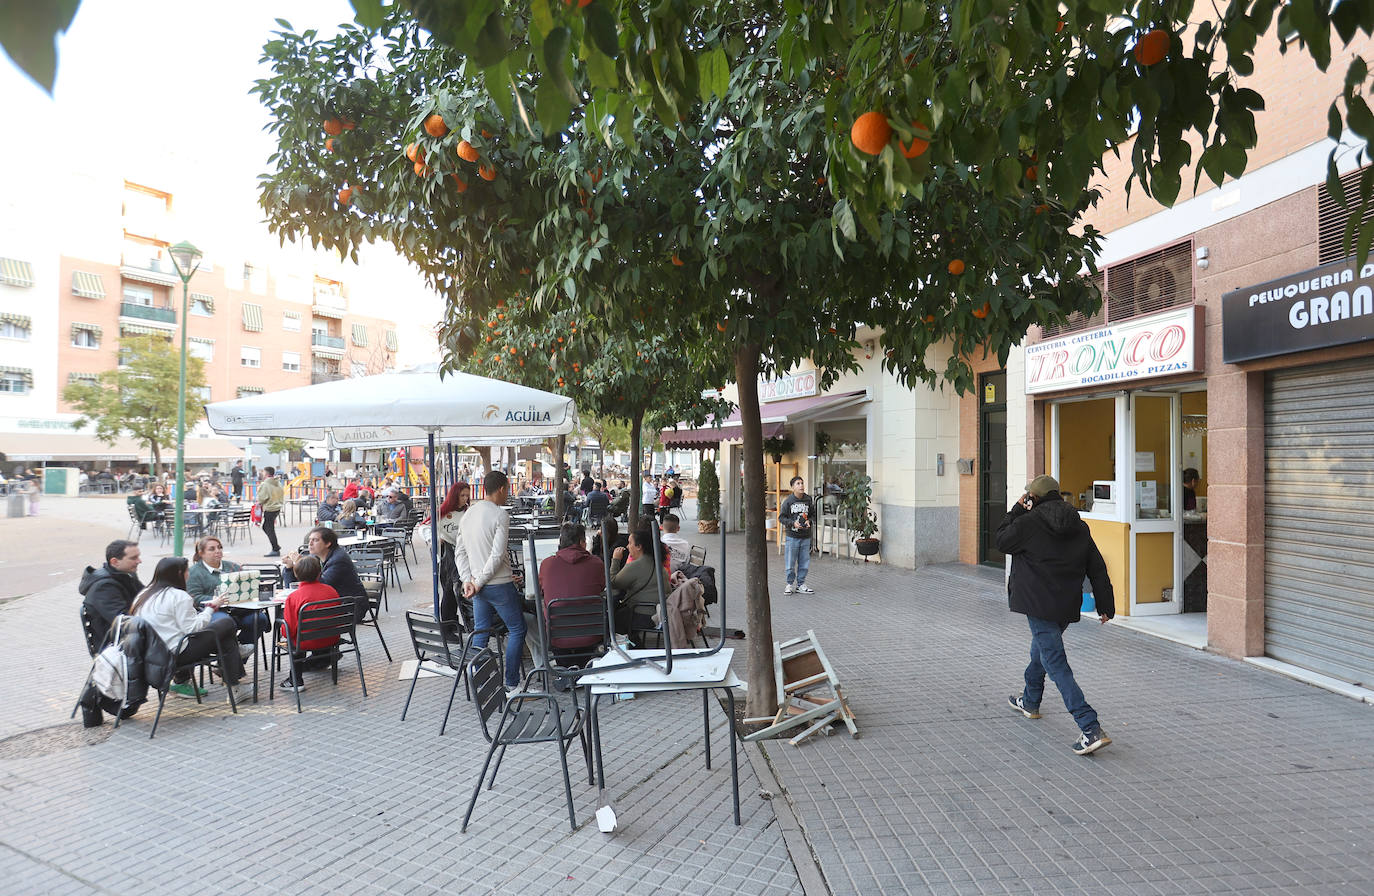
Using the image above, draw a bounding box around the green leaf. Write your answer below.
[472,12,511,69]
[699,47,729,103]
[348,0,385,30]
[530,0,555,38]
[586,44,619,89]
[484,59,514,121]
[584,2,620,59]
[543,26,580,105]
[833,199,857,241]
[990,44,1010,83]
[0,0,78,94]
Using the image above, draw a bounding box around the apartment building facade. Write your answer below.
[1,178,401,467]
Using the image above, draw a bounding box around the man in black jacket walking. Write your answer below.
[996,475,1115,756]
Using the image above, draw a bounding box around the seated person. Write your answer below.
[80,540,144,656]
[538,523,607,656]
[659,513,691,571]
[148,484,171,514]
[335,498,367,530]
[610,527,665,643]
[590,517,629,559]
[393,488,415,517]
[185,536,268,646]
[132,557,247,699]
[584,482,611,524]
[277,555,342,692]
[376,490,407,524]
[316,491,343,524]
[281,527,366,622]
[607,487,630,521]
[126,488,162,529]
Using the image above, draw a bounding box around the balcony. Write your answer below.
[119,302,177,325]
[311,332,346,349]
[119,255,181,287]
[311,372,345,384]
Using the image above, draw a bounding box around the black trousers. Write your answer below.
[261,510,281,551]
[175,616,245,685]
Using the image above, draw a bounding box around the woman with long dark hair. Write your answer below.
[132,557,246,696]
[437,480,472,632]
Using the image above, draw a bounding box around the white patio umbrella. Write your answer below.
[204,368,577,616]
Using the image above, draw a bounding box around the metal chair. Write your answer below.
[350,557,393,662]
[401,612,483,734]
[271,596,367,712]
[460,644,591,833]
[381,527,413,580]
[224,508,253,546]
[540,595,609,687]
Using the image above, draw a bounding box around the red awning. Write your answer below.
[660,390,867,449]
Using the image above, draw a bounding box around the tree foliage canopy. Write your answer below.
[60,335,208,472]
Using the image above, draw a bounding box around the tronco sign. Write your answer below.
[1025,306,1204,395]
[760,369,818,402]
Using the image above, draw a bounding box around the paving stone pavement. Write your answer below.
[0,499,798,896]
[741,546,1374,896]
[5,499,1374,894]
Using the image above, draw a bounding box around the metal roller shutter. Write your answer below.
[1264,357,1374,686]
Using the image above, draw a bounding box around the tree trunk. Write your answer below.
[151,443,162,475]
[553,434,567,522]
[735,342,776,717]
[627,407,644,531]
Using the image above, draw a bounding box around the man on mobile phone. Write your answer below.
[997,475,1116,756]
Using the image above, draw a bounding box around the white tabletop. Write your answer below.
[581,648,735,688]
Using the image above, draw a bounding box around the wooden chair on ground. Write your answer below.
[270,596,367,712]
[460,644,591,834]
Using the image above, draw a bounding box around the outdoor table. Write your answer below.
[222,595,286,703]
[580,647,742,825]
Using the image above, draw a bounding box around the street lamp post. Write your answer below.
[168,240,203,557]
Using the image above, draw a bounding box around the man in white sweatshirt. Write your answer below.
[456,470,526,692]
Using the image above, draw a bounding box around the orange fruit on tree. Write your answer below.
[899,132,929,159]
[423,113,449,138]
[1025,164,1038,181]
[405,142,422,162]
[589,166,603,184]
[716,321,726,332]
[816,176,826,185]
[948,259,966,275]
[478,164,497,181]
[564,0,593,6]
[1034,203,1049,215]
[342,118,356,131]
[325,138,336,152]
[480,128,494,139]
[509,346,517,355]
[451,174,468,193]
[672,252,684,266]
[972,302,991,319]
[414,161,432,176]
[337,187,353,205]
[1133,29,1169,66]
[456,140,480,162]
[850,111,892,156]
[1056,19,1065,34]
[323,118,344,136]
[923,314,936,323]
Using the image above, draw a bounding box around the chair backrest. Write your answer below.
[466,645,506,742]
[293,597,357,648]
[544,595,608,660]
[405,611,461,667]
[79,603,102,657]
[688,544,707,566]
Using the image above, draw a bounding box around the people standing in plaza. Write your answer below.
[230,460,245,501]
[437,480,472,633]
[80,540,144,651]
[778,476,815,594]
[257,466,285,557]
[455,470,526,695]
[997,474,1116,756]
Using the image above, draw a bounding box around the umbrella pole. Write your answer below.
[428,431,441,619]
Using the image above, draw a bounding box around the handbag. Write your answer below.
[251,503,264,525]
[90,618,130,703]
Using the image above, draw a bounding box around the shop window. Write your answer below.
[1317,164,1374,265]
[1053,397,1116,511]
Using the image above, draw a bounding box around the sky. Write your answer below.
[0,0,445,367]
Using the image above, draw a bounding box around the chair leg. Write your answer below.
[354,641,368,697]
[462,739,502,833]
[371,615,392,662]
[556,735,577,832]
[149,690,168,739]
[289,649,304,714]
[439,670,462,736]
[401,659,421,721]
[488,743,509,790]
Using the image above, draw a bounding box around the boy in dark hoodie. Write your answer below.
[997,475,1115,756]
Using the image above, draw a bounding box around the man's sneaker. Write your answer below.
[278,676,305,692]
[238,644,255,660]
[1072,727,1112,756]
[1007,694,1041,719]
[796,584,815,594]
[264,550,281,557]
[783,583,794,594]
[169,682,206,699]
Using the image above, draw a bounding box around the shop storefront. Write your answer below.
[1026,305,1207,620]
[1222,257,1374,687]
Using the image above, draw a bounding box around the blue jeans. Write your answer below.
[471,582,526,688]
[1022,615,1099,733]
[784,535,811,586]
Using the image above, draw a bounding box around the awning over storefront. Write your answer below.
[0,432,246,463]
[660,390,869,448]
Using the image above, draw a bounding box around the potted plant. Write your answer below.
[761,434,794,463]
[697,457,720,534]
[837,469,880,559]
